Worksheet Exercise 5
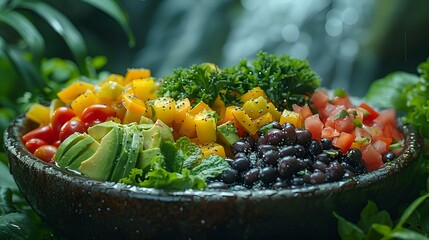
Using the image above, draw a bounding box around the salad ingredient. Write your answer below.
[22,125,56,145]
[365,58,429,138]
[59,119,85,142]
[25,103,50,125]
[33,145,57,163]
[50,107,76,137]
[158,52,320,110]
[24,138,48,154]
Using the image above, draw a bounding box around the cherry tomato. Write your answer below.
[34,145,57,163]
[52,140,61,148]
[51,107,76,136]
[59,119,86,142]
[22,125,57,144]
[24,138,48,154]
[81,104,116,128]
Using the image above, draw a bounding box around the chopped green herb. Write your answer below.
[334,110,349,120]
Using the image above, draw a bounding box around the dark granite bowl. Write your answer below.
[4,115,424,239]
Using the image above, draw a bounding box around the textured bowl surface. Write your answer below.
[4,115,424,239]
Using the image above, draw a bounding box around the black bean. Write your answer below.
[231,157,251,173]
[265,128,284,145]
[278,145,296,158]
[259,167,278,184]
[315,153,331,164]
[309,170,326,184]
[243,168,260,186]
[321,138,332,150]
[282,122,297,145]
[326,160,345,181]
[345,148,363,167]
[294,145,306,158]
[272,181,289,189]
[262,150,280,166]
[278,156,299,178]
[308,140,323,155]
[382,151,396,163]
[232,141,252,154]
[313,160,327,172]
[220,169,239,184]
[295,129,312,146]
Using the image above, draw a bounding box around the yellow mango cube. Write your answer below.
[242,96,268,119]
[132,78,157,102]
[189,101,211,115]
[232,107,258,135]
[280,109,302,128]
[150,97,176,125]
[267,102,281,121]
[71,90,97,117]
[26,103,50,125]
[179,112,197,138]
[96,80,124,105]
[57,81,94,104]
[201,142,226,159]
[194,110,217,144]
[254,112,273,129]
[123,68,151,85]
[175,98,191,124]
[122,93,147,116]
[240,87,268,103]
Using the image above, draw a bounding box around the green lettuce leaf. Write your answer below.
[190,155,231,180]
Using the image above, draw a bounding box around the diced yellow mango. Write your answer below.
[99,74,124,85]
[71,90,97,118]
[179,112,197,138]
[267,102,281,121]
[150,97,176,125]
[201,142,226,159]
[132,78,157,102]
[123,68,151,85]
[232,107,258,135]
[242,96,268,119]
[26,103,50,125]
[175,98,191,124]
[111,103,126,122]
[57,81,94,104]
[189,101,211,115]
[212,95,226,119]
[222,106,237,123]
[194,110,217,144]
[240,87,268,103]
[254,112,273,129]
[96,80,124,105]
[280,109,302,128]
[122,93,147,116]
[122,109,142,124]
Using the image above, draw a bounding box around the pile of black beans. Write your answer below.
[208,121,396,190]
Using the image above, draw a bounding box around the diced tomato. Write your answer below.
[59,119,86,142]
[373,109,397,128]
[310,89,329,112]
[22,125,57,144]
[304,114,323,141]
[359,103,379,123]
[383,123,403,142]
[334,115,355,133]
[372,139,388,153]
[321,126,340,139]
[292,104,313,121]
[332,132,355,153]
[332,95,353,108]
[361,144,383,172]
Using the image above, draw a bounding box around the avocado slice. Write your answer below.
[55,132,86,161]
[87,121,121,141]
[141,119,174,149]
[136,147,161,174]
[67,141,99,171]
[216,121,240,145]
[56,135,95,168]
[79,126,121,181]
[109,125,141,182]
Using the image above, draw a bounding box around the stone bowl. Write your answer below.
[3,115,424,239]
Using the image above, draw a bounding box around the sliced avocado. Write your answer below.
[216,121,240,147]
[67,141,99,170]
[107,127,126,181]
[87,121,120,141]
[141,119,174,149]
[110,125,144,182]
[139,115,154,124]
[55,132,86,161]
[56,135,95,168]
[79,126,121,181]
[136,147,161,174]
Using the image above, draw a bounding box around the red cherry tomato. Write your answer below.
[52,140,61,148]
[22,125,57,144]
[81,104,116,128]
[59,119,86,142]
[34,145,57,163]
[51,107,76,136]
[24,138,48,154]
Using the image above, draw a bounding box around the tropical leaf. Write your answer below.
[0,10,44,62]
[82,0,135,46]
[17,1,88,74]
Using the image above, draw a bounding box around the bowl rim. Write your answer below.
[4,114,423,200]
